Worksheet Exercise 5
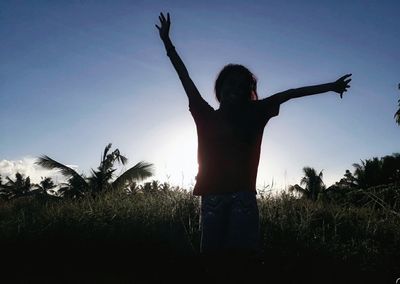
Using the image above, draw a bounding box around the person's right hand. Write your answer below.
[155,12,170,42]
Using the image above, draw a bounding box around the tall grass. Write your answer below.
[0,186,399,283]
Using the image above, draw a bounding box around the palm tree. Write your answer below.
[352,161,367,188]
[381,153,400,184]
[341,169,357,187]
[35,154,88,198]
[1,172,35,200]
[34,177,57,195]
[87,143,129,193]
[289,167,325,201]
[354,157,383,188]
[353,154,400,188]
[35,143,154,197]
[330,169,358,190]
[57,175,88,199]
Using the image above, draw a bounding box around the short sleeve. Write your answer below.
[255,96,280,123]
[189,96,214,121]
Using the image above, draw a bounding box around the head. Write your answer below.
[215,64,258,106]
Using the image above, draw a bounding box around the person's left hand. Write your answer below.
[155,12,170,42]
[332,74,352,98]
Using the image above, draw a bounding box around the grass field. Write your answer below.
[1,186,399,283]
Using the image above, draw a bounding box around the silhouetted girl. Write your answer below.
[156,12,351,268]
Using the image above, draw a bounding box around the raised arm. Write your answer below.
[267,74,352,105]
[155,12,204,106]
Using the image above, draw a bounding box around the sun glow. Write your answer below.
[152,125,198,188]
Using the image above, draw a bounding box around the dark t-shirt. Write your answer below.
[189,96,280,196]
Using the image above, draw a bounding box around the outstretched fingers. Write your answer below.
[160,12,166,22]
[341,74,351,88]
[156,12,171,41]
[157,12,170,28]
[156,13,165,31]
[336,74,352,99]
[345,78,351,89]
[339,73,352,81]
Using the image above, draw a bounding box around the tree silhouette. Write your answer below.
[352,160,370,189]
[289,167,325,201]
[36,155,88,198]
[34,177,57,195]
[338,169,358,188]
[57,174,88,199]
[35,143,154,198]
[352,154,400,188]
[0,172,35,200]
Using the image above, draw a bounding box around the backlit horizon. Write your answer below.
[1,1,399,191]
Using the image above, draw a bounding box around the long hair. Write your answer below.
[214,64,258,103]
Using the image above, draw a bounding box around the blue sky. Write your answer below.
[1,0,399,190]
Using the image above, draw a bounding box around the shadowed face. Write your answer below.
[215,64,258,106]
[220,72,254,105]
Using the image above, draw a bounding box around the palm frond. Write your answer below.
[6,176,15,186]
[288,184,308,196]
[300,176,308,187]
[112,161,154,191]
[35,155,87,186]
[103,143,113,163]
[117,153,128,166]
[352,163,363,171]
[111,149,128,166]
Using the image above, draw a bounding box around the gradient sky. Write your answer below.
[1,0,399,191]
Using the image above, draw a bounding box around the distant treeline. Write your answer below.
[288,153,400,210]
[1,144,399,211]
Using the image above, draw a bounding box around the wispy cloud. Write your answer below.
[0,156,79,185]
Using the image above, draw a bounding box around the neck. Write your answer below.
[219,100,248,110]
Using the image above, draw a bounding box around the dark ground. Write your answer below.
[0,239,396,284]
